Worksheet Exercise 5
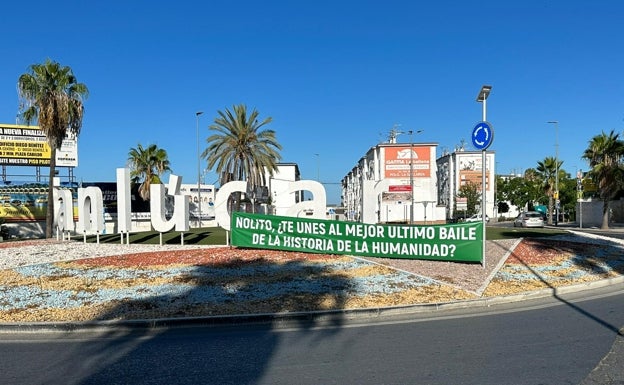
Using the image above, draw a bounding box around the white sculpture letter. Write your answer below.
[53,188,74,233]
[150,174,189,233]
[214,181,247,231]
[285,180,327,219]
[117,168,132,233]
[76,186,104,234]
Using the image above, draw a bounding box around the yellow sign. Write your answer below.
[0,124,78,167]
[0,204,46,221]
[0,124,50,166]
[582,178,597,192]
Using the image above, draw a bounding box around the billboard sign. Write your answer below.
[56,134,78,167]
[381,191,412,203]
[231,212,483,263]
[0,124,78,167]
[457,153,490,191]
[384,145,431,178]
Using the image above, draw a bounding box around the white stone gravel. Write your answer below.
[0,240,220,270]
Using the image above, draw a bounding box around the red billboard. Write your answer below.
[384,146,431,178]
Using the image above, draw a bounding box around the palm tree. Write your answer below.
[581,130,624,229]
[17,59,88,238]
[127,143,171,201]
[536,157,562,225]
[202,104,282,211]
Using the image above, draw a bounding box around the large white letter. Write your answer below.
[117,168,132,233]
[285,180,327,219]
[150,174,189,232]
[76,186,104,234]
[214,181,247,231]
[53,188,74,233]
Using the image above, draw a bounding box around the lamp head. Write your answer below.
[476,85,492,102]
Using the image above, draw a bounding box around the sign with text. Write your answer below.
[389,185,412,192]
[231,212,482,263]
[456,197,468,210]
[0,124,78,167]
[384,145,431,178]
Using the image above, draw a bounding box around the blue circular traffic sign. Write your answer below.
[472,121,494,150]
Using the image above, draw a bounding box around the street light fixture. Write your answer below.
[547,120,559,226]
[476,85,492,103]
[196,111,204,228]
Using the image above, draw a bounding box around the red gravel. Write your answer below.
[71,247,341,268]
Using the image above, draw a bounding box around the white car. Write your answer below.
[513,211,544,228]
[465,214,490,223]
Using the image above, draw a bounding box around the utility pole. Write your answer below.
[196,111,203,227]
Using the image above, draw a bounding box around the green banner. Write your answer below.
[231,212,482,263]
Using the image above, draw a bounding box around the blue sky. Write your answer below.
[1,1,623,204]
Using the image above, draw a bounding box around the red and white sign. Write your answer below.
[389,185,412,192]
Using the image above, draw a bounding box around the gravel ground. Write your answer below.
[0,238,517,296]
[0,239,218,270]
[1,231,623,323]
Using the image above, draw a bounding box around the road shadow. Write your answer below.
[506,237,624,337]
[495,229,567,239]
[567,238,624,277]
[52,254,352,384]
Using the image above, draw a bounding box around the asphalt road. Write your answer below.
[1,285,622,385]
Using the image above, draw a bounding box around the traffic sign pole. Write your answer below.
[472,120,494,267]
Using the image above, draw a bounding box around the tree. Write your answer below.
[581,130,624,229]
[496,171,541,214]
[497,201,510,215]
[202,104,282,211]
[127,143,171,201]
[17,59,88,238]
[536,157,563,225]
[457,182,480,215]
[557,171,576,222]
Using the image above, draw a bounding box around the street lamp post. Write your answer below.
[547,121,559,226]
[408,130,414,223]
[196,111,204,228]
[395,128,423,224]
[404,130,423,223]
[314,153,320,181]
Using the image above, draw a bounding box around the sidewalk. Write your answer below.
[545,221,624,232]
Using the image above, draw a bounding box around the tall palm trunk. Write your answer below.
[46,148,57,238]
[601,198,610,229]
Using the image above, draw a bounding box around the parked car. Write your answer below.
[514,211,544,228]
[465,214,489,223]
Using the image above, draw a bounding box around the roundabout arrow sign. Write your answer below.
[471,121,494,150]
